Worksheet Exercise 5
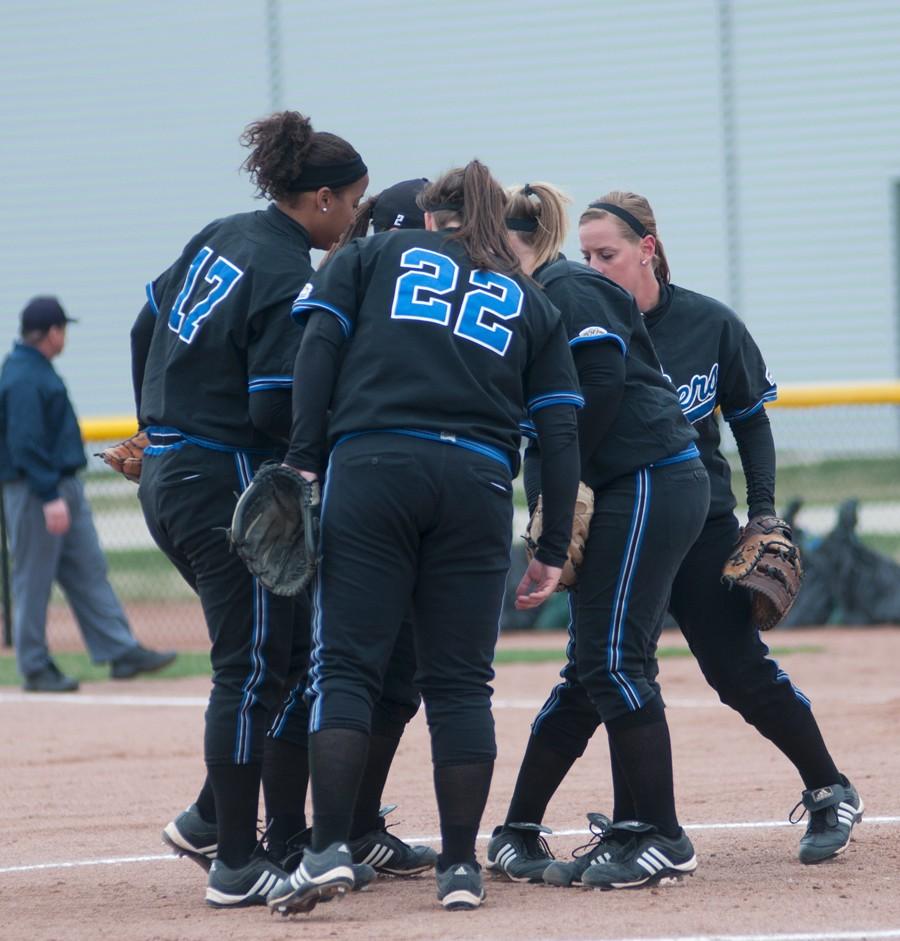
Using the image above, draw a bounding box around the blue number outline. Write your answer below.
[168,246,244,344]
[455,269,523,356]
[390,248,458,325]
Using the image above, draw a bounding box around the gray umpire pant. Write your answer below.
[3,476,138,678]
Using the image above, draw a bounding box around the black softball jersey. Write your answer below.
[139,204,312,452]
[643,283,777,518]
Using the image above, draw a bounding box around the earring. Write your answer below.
[640,259,648,266]
[322,208,328,213]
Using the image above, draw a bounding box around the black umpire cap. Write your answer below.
[20,296,78,333]
[372,178,429,233]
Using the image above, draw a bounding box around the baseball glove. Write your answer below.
[721,515,803,630]
[95,431,149,483]
[524,481,594,590]
[228,463,321,596]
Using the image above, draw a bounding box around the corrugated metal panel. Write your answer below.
[0,0,897,457]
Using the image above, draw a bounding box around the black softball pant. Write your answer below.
[308,433,513,767]
[669,512,813,722]
[139,444,309,765]
[530,459,709,756]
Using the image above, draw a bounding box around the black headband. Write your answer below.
[506,217,538,232]
[287,156,368,192]
[426,201,463,213]
[588,201,648,238]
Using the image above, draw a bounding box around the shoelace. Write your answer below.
[520,830,555,861]
[571,813,614,860]
[788,800,839,832]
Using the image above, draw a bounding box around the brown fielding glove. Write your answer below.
[95,431,149,484]
[524,481,594,590]
[721,515,803,630]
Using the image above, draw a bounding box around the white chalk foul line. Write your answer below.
[555,932,900,941]
[2,816,898,876]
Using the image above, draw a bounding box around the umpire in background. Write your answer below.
[0,297,175,692]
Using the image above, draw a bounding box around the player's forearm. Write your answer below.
[130,303,155,425]
[731,407,776,518]
[574,342,626,474]
[284,315,344,474]
[532,405,580,566]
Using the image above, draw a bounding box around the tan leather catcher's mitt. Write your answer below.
[721,515,803,630]
[96,431,149,484]
[525,481,594,590]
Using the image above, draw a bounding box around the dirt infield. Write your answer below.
[2,626,899,941]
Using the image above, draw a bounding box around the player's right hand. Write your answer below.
[43,497,71,535]
[515,559,563,609]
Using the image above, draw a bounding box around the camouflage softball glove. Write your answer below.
[721,515,803,631]
[524,481,595,590]
[95,431,149,484]
[228,462,321,596]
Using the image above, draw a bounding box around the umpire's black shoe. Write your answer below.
[110,645,176,679]
[23,661,79,693]
[205,850,286,907]
[794,776,864,864]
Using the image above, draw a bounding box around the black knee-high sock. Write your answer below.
[261,735,309,857]
[605,697,680,838]
[309,728,370,851]
[350,731,402,839]
[608,737,637,822]
[505,733,578,826]
[206,762,262,868]
[748,700,840,790]
[434,760,494,867]
[195,776,216,822]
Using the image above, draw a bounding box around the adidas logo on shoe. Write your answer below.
[812,787,833,802]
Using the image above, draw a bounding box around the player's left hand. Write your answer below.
[515,559,564,609]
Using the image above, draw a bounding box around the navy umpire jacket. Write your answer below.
[0,342,86,502]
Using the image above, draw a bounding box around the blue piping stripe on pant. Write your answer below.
[307,452,336,732]
[776,666,812,709]
[532,593,577,732]
[607,468,651,711]
[233,452,270,763]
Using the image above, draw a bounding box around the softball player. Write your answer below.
[486,183,710,891]
[133,110,368,908]
[579,192,862,863]
[266,161,582,914]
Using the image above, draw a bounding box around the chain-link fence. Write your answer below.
[3,389,900,653]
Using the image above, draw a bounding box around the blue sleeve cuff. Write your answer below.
[290,300,353,338]
[527,391,586,415]
[569,332,627,356]
[248,376,293,393]
[724,386,778,422]
[145,282,160,317]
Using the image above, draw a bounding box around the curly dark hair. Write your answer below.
[240,111,361,202]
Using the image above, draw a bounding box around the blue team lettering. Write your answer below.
[665,363,719,415]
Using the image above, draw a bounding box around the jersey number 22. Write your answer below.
[390,248,523,356]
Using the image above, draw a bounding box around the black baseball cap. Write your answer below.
[20,296,78,332]
[372,178,429,233]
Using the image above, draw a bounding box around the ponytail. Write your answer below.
[505,182,570,271]
[420,160,520,273]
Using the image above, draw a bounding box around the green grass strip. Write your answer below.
[0,650,209,687]
[0,644,823,687]
[493,644,823,665]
